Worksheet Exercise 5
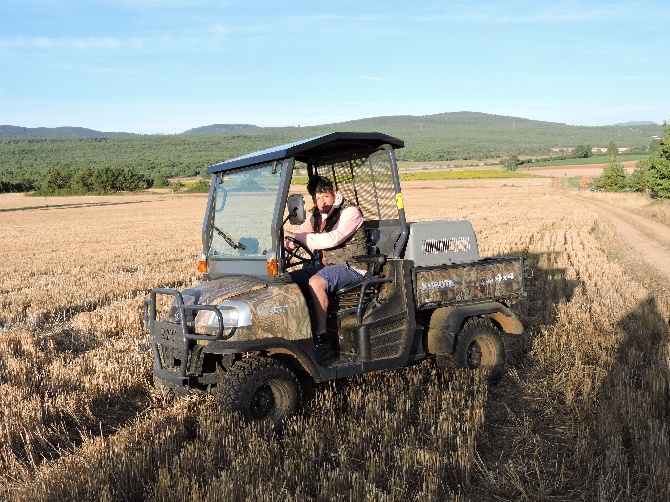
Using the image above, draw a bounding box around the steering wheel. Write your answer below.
[284,236,316,269]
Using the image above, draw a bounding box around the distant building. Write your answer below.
[591,146,630,154]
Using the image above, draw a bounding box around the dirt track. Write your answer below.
[569,192,670,279]
[527,164,670,281]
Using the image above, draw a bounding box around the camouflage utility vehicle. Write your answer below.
[144,132,527,428]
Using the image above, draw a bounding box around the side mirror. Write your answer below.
[287,194,306,225]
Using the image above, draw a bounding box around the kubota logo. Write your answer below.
[257,306,288,316]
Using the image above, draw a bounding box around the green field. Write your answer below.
[522,154,647,167]
[399,170,537,180]
[290,170,538,186]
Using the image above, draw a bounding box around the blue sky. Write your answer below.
[1,0,668,134]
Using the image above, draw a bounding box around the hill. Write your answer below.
[613,121,658,126]
[0,123,260,138]
[0,125,135,139]
[0,112,663,192]
[227,111,662,162]
[181,124,259,134]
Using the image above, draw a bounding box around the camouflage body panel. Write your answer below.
[178,275,311,342]
[180,275,270,306]
[222,282,311,342]
[414,257,525,309]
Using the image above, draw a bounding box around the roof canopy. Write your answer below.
[206,132,404,174]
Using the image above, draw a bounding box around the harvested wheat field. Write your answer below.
[1,179,669,501]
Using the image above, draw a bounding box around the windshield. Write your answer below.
[209,162,284,260]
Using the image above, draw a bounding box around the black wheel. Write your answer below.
[216,357,301,431]
[453,319,505,382]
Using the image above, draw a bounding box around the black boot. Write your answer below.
[313,330,332,361]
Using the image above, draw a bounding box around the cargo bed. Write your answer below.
[413,256,526,309]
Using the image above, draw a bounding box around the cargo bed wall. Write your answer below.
[413,257,525,309]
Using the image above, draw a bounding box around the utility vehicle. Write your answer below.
[144,132,526,428]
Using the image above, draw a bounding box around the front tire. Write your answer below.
[216,357,301,431]
[453,319,505,382]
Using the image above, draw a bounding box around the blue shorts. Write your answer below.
[289,263,364,296]
[316,263,365,293]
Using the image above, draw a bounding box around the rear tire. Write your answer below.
[454,319,505,382]
[216,357,301,432]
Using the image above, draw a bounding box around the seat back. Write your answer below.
[363,219,403,258]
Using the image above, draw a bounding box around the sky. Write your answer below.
[0,0,668,134]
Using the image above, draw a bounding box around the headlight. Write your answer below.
[218,306,239,326]
[194,300,252,337]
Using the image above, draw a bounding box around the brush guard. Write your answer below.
[144,287,227,389]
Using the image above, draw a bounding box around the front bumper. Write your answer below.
[144,287,230,387]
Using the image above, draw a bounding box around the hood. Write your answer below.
[180,275,269,306]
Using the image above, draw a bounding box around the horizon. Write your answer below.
[0,111,663,136]
[1,1,668,134]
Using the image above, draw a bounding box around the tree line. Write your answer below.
[593,123,670,198]
[32,164,154,195]
[0,112,664,195]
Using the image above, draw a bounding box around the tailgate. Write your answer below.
[413,257,526,309]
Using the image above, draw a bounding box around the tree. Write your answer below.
[42,163,75,192]
[647,157,670,197]
[71,167,95,192]
[646,123,670,198]
[628,158,651,192]
[501,155,520,171]
[0,176,36,193]
[92,166,116,192]
[572,144,591,159]
[117,167,150,191]
[152,174,171,188]
[607,140,618,163]
[648,138,661,155]
[593,141,626,191]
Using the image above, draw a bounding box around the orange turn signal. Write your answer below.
[266,253,278,276]
[197,252,207,273]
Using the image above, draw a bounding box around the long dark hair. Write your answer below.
[307,176,334,197]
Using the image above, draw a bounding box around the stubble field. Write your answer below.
[0,177,668,500]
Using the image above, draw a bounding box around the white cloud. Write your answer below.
[0,32,227,54]
[410,0,660,25]
[210,23,229,37]
[526,75,670,83]
[48,62,119,74]
[0,36,141,51]
[356,76,385,82]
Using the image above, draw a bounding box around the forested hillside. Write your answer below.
[0,112,662,193]
[0,125,134,139]
[330,112,660,161]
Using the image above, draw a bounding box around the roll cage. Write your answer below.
[203,132,408,277]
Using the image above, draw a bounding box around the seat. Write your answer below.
[329,219,399,318]
[334,254,385,303]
